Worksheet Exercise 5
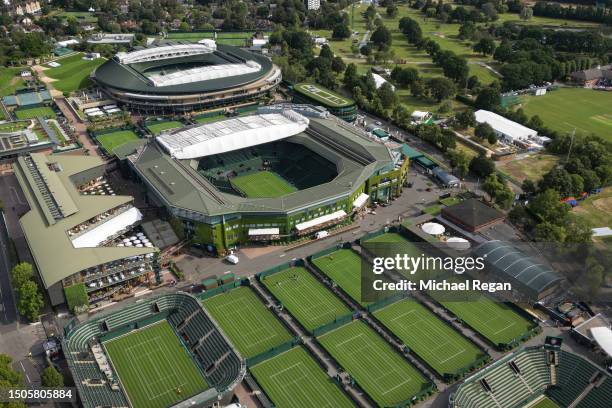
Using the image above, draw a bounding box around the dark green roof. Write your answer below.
[415,155,436,169]
[92,43,274,95]
[399,144,424,160]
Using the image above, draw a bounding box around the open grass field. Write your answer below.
[14,106,56,120]
[96,130,139,154]
[520,88,612,141]
[0,121,30,132]
[312,249,369,306]
[146,120,184,135]
[432,291,534,346]
[202,286,293,358]
[262,267,351,332]
[363,232,424,259]
[496,153,559,183]
[104,321,208,408]
[194,114,225,124]
[526,396,560,408]
[0,67,25,97]
[231,171,297,198]
[572,187,612,228]
[45,53,106,93]
[250,346,355,408]
[318,320,429,406]
[373,299,484,376]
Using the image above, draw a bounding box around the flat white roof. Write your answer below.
[157,110,309,160]
[411,110,431,119]
[372,73,395,91]
[116,44,215,64]
[592,227,612,237]
[148,61,261,87]
[591,327,612,358]
[352,193,369,208]
[295,210,347,232]
[475,110,537,141]
[72,207,143,248]
[248,228,280,236]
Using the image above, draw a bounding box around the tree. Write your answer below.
[377,82,398,109]
[528,189,569,223]
[399,17,422,44]
[440,129,457,152]
[343,63,359,89]
[473,38,496,56]
[475,122,495,141]
[17,281,43,322]
[11,263,33,289]
[520,7,534,21]
[458,22,476,40]
[41,366,64,387]
[426,77,456,102]
[331,56,346,74]
[411,80,426,98]
[455,110,475,129]
[387,4,398,17]
[521,179,537,196]
[481,3,498,20]
[469,154,495,177]
[391,67,419,88]
[371,25,392,50]
[487,131,497,145]
[319,44,334,60]
[475,85,501,110]
[332,23,351,40]
[527,115,543,129]
[448,150,470,178]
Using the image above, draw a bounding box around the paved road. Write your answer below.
[0,211,17,325]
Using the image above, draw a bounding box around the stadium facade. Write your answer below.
[91,41,281,114]
[292,82,358,122]
[14,153,159,306]
[122,108,409,253]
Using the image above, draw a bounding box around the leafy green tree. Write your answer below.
[475,85,501,110]
[426,77,456,102]
[386,4,398,17]
[455,110,475,130]
[371,25,392,50]
[343,63,359,89]
[332,23,351,40]
[521,179,537,196]
[377,82,398,109]
[41,366,64,387]
[528,189,569,223]
[448,150,470,178]
[473,38,496,56]
[520,7,534,20]
[469,154,495,177]
[17,281,43,322]
[398,17,422,43]
[475,122,495,141]
[11,263,33,290]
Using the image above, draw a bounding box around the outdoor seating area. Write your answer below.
[79,177,116,196]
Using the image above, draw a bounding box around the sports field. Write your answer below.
[262,267,351,332]
[202,286,293,358]
[294,83,354,107]
[231,171,297,198]
[312,249,370,306]
[104,321,208,408]
[96,130,139,154]
[45,53,106,93]
[526,396,560,408]
[434,293,534,346]
[147,120,183,135]
[520,88,612,141]
[14,106,56,120]
[373,299,484,376]
[318,320,429,407]
[250,346,355,408]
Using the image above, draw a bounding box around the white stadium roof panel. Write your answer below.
[116,44,215,64]
[71,207,143,248]
[295,210,347,232]
[148,61,262,87]
[157,110,309,159]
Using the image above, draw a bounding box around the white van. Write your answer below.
[315,230,329,239]
[225,254,239,264]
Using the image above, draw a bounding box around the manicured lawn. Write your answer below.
[231,171,297,198]
[520,88,612,141]
[14,106,56,119]
[0,67,25,97]
[194,114,225,124]
[45,53,106,93]
[95,130,139,154]
[202,286,293,358]
[363,232,424,259]
[496,153,559,182]
[312,249,370,306]
[262,267,351,332]
[572,187,612,229]
[528,397,560,408]
[146,120,184,135]
[318,320,430,407]
[104,321,208,408]
[0,121,30,132]
[250,346,355,408]
[374,299,485,376]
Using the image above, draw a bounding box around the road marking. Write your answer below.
[19,361,31,383]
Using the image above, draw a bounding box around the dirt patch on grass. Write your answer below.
[592,197,612,212]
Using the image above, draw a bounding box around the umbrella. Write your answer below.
[421,222,445,235]
[447,237,470,250]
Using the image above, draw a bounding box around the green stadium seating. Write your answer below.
[547,351,599,407]
[577,377,612,408]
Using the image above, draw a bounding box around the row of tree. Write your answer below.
[10,263,43,322]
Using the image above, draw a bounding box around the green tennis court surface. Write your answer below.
[318,320,429,407]
[373,299,485,376]
[262,267,350,332]
[231,171,297,198]
[146,121,183,135]
[294,83,353,107]
[250,346,355,408]
[103,321,207,408]
[14,106,56,120]
[433,291,534,346]
[526,397,560,408]
[312,249,370,306]
[202,286,293,358]
[96,130,139,154]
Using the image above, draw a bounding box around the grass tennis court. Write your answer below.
[146,120,183,135]
[202,286,293,358]
[433,292,534,346]
[294,83,354,108]
[520,88,612,141]
[231,171,297,198]
[250,346,355,408]
[45,53,106,93]
[14,106,56,120]
[312,249,370,306]
[96,130,139,154]
[104,321,207,408]
[262,267,351,332]
[318,320,429,407]
[373,299,485,376]
[526,397,560,408]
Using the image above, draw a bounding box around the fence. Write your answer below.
[309,242,352,262]
[245,337,302,367]
[311,312,356,337]
[366,292,409,313]
[198,278,249,301]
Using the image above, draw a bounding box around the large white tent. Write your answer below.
[475,109,537,142]
[72,207,143,248]
[421,222,445,235]
[591,327,612,358]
